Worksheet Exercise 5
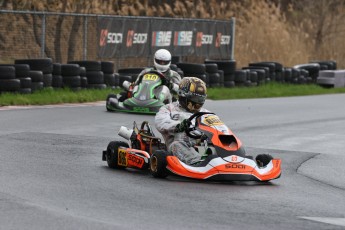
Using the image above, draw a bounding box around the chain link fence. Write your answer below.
[0,10,153,70]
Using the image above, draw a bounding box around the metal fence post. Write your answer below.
[230,17,236,60]
[41,13,46,58]
[83,16,88,60]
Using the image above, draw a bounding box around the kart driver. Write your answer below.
[119,49,181,102]
[155,77,209,165]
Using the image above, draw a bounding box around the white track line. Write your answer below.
[299,217,345,227]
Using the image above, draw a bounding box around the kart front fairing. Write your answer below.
[166,113,282,181]
[107,71,170,114]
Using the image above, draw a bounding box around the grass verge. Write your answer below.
[1,83,345,106]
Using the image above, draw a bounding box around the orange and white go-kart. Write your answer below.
[102,112,281,182]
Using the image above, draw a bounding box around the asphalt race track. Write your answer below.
[1,94,345,230]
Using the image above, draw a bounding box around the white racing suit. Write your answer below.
[155,101,209,165]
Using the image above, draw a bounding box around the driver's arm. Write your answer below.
[155,104,181,134]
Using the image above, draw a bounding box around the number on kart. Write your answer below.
[203,115,224,126]
[143,74,159,81]
[118,149,128,166]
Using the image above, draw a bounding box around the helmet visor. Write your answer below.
[155,58,170,65]
[188,93,206,104]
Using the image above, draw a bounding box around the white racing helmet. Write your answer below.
[154,49,171,73]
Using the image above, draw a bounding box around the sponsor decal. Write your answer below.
[203,115,224,126]
[152,31,172,47]
[231,156,238,162]
[174,31,193,46]
[99,29,108,46]
[127,30,148,47]
[104,31,123,44]
[128,153,144,167]
[225,164,245,169]
[133,107,150,112]
[118,149,128,166]
[143,73,159,81]
[196,32,213,47]
[215,33,231,47]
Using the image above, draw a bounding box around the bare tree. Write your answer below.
[67,2,83,62]
[54,0,68,63]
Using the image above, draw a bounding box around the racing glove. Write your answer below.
[174,119,191,133]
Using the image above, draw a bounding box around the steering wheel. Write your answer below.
[185,112,215,139]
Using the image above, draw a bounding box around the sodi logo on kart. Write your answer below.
[225,164,246,169]
[128,154,144,167]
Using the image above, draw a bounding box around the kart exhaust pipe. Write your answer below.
[118,126,134,140]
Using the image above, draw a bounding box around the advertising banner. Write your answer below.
[98,16,233,59]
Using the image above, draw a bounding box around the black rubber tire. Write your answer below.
[176,63,206,74]
[31,82,44,92]
[150,150,168,178]
[14,64,31,78]
[86,71,104,84]
[68,60,101,71]
[81,77,88,88]
[79,67,86,77]
[204,60,236,74]
[53,63,61,75]
[0,66,16,79]
[224,81,235,88]
[19,88,32,94]
[61,64,81,76]
[15,58,53,74]
[223,73,235,82]
[106,141,129,169]
[52,75,63,88]
[101,61,115,74]
[43,73,53,87]
[62,76,81,88]
[235,70,248,83]
[104,73,116,86]
[208,72,220,84]
[29,71,43,82]
[0,79,20,91]
[20,77,32,89]
[205,63,218,73]
[256,154,273,167]
[117,68,144,75]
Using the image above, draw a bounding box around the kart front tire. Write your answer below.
[150,150,168,178]
[106,141,128,169]
[255,154,273,167]
[106,94,117,111]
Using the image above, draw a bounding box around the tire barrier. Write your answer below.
[0,59,342,95]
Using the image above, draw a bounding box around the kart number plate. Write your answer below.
[143,74,159,81]
[118,149,128,166]
[202,115,224,126]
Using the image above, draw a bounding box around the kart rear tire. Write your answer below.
[256,154,273,167]
[150,150,168,178]
[106,141,129,169]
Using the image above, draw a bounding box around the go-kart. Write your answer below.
[106,70,172,114]
[102,112,281,182]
